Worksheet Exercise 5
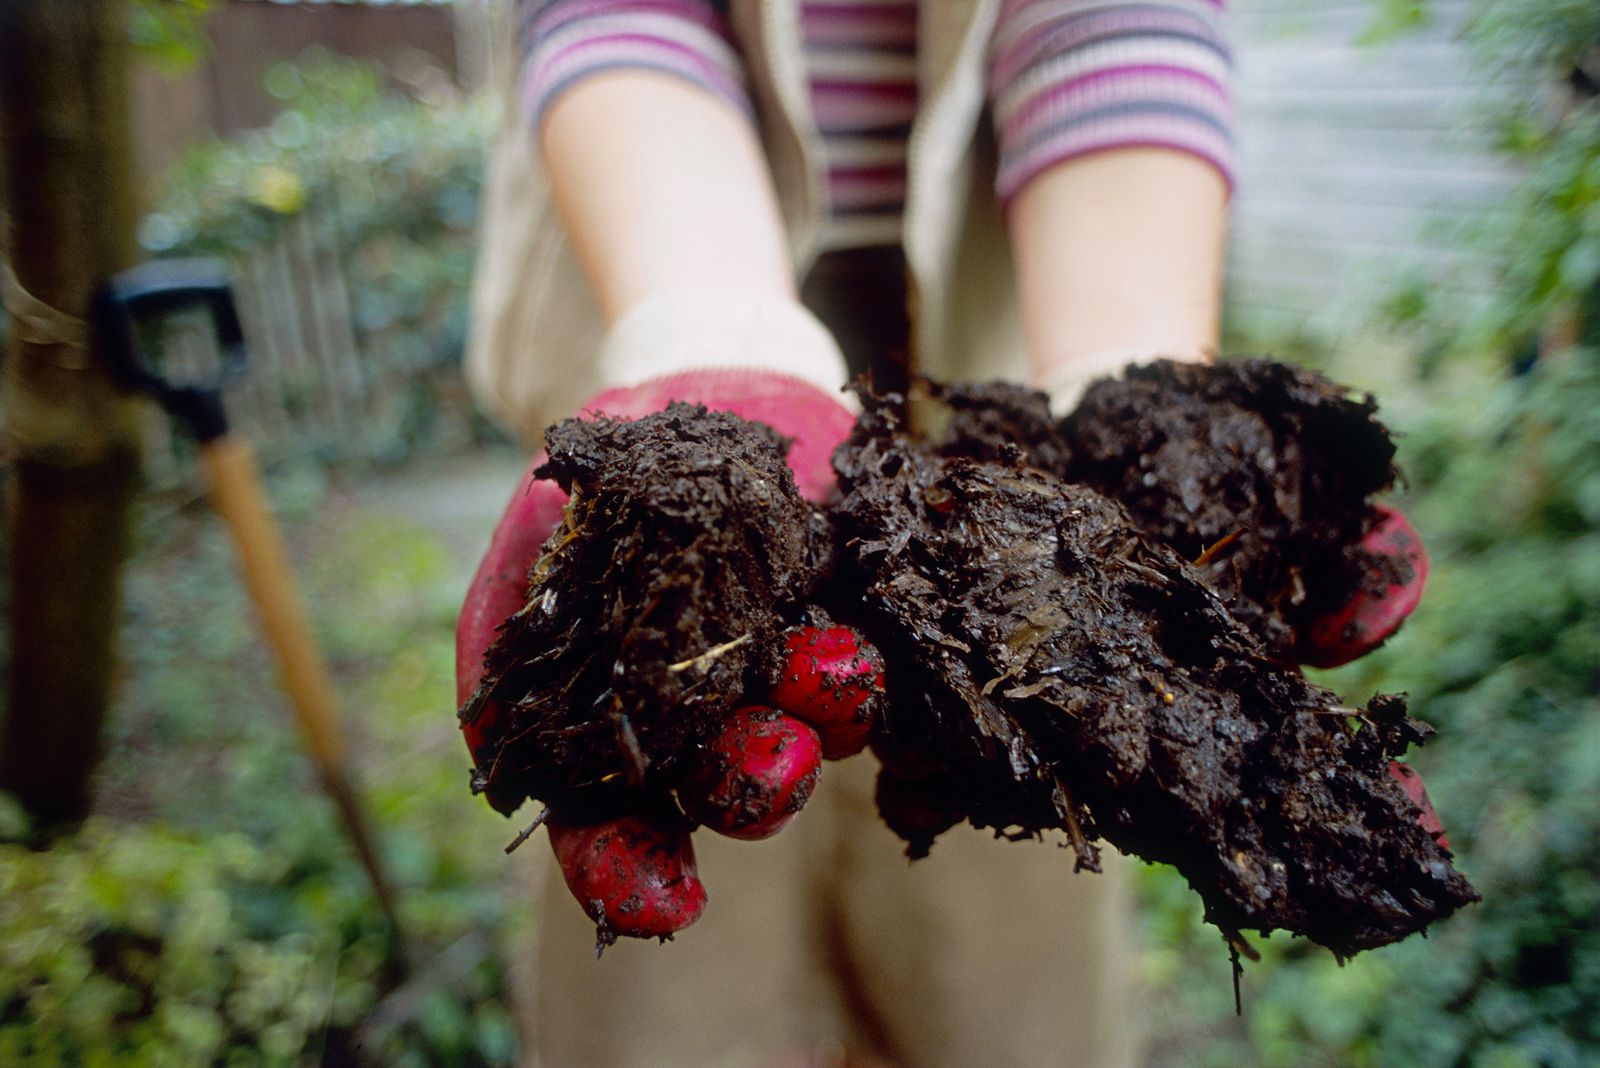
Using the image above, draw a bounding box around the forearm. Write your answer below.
[1010,146,1229,388]
[539,71,797,323]
[986,0,1234,397]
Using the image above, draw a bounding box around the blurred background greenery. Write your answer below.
[2,6,524,1064]
[1,0,1596,1065]
[137,47,502,480]
[1,463,526,1065]
[1146,3,1600,1065]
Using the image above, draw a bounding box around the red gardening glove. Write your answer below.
[1314,512,1447,845]
[1388,759,1451,850]
[1298,502,1429,668]
[456,369,878,942]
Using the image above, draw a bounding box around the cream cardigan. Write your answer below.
[465,0,1027,441]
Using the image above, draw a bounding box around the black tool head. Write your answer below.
[96,258,247,442]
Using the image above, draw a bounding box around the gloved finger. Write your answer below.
[676,705,823,840]
[1300,503,1430,668]
[546,811,708,946]
[456,456,570,757]
[542,703,823,943]
[767,624,886,759]
[671,624,887,841]
[1388,760,1450,850]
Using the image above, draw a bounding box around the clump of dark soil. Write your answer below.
[458,404,831,821]
[1057,359,1401,661]
[925,379,1072,473]
[833,389,1477,955]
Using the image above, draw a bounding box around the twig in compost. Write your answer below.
[1052,775,1100,873]
[667,633,754,674]
[1230,940,1243,1016]
[1192,528,1245,569]
[504,806,551,854]
[1224,929,1259,1014]
[610,703,649,784]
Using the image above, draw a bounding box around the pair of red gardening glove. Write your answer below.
[455,368,1439,940]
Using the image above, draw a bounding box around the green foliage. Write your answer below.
[128,0,214,73]
[1360,0,1433,47]
[1315,351,1600,1066]
[1380,2,1600,366]
[1146,6,1600,1065]
[1,477,526,1065]
[0,821,344,1065]
[140,51,500,469]
[145,50,489,322]
[1480,106,1600,348]
[1465,2,1600,81]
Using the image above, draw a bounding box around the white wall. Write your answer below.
[1226,0,1524,341]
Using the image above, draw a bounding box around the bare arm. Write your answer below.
[539,71,797,323]
[1010,146,1230,394]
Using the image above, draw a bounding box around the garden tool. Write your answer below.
[97,258,410,970]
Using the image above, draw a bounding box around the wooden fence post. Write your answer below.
[0,0,145,828]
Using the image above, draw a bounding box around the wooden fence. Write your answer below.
[138,204,486,496]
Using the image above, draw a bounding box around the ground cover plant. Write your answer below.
[1,457,527,1067]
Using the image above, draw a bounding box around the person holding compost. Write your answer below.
[456,2,1430,1065]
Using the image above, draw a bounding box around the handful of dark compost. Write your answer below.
[460,361,1477,957]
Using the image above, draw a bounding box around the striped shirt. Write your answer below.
[518,0,1233,250]
[802,0,918,248]
[987,0,1233,202]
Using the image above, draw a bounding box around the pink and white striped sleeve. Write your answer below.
[517,0,755,130]
[987,0,1236,205]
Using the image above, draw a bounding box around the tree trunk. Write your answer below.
[0,0,145,828]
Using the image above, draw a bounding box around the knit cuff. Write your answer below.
[597,294,853,400]
[988,0,1236,205]
[517,0,756,132]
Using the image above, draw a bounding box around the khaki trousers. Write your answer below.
[508,248,1142,1068]
[514,755,1140,1068]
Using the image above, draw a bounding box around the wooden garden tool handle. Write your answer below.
[199,436,347,774]
[198,436,409,967]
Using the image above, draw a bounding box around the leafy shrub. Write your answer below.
[129,0,215,72]
[0,807,518,1068]
[1377,1,1600,364]
[1143,350,1600,1068]
[1145,5,1600,1066]
[140,52,500,470]
[0,491,525,1066]
[0,815,357,1066]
